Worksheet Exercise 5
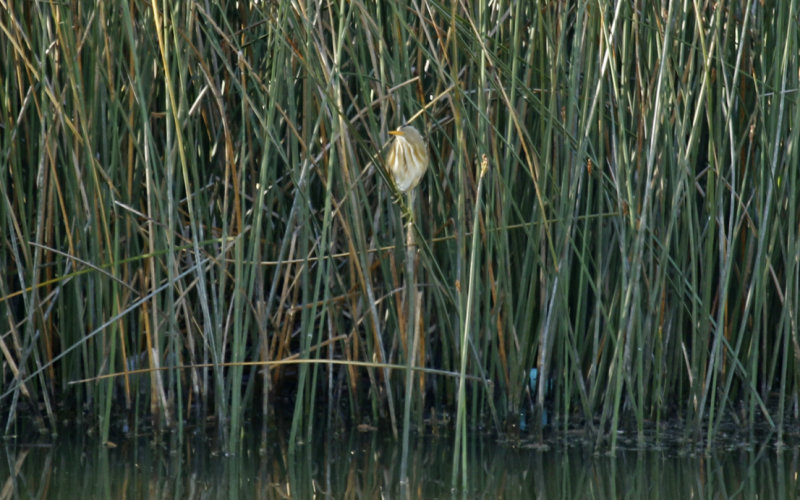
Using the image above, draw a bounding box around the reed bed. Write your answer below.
[1,0,797,465]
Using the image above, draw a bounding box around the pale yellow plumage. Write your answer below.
[386,126,429,192]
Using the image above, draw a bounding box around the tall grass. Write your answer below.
[1,0,797,461]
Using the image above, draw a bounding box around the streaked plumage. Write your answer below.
[386,126,429,192]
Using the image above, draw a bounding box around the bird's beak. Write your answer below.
[388,130,404,137]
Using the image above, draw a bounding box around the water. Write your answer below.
[3,426,799,498]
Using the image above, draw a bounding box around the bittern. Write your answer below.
[386,126,429,192]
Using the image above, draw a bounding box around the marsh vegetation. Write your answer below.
[1,2,798,480]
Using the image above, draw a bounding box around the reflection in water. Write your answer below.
[2,426,799,498]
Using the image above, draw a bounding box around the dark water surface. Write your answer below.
[3,424,800,498]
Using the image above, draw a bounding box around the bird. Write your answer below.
[385,125,429,193]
